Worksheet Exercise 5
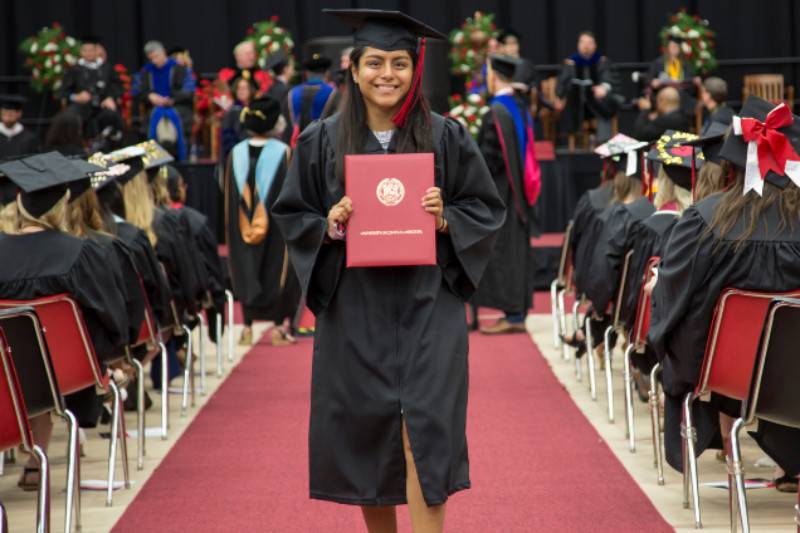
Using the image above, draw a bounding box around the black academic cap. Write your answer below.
[719,95,800,190]
[104,145,148,185]
[497,28,521,43]
[680,121,729,165]
[135,140,175,170]
[489,55,521,80]
[666,34,684,44]
[0,95,26,111]
[265,51,290,73]
[324,9,446,51]
[66,158,105,201]
[303,53,332,73]
[646,130,705,190]
[0,152,85,217]
[241,96,281,135]
[80,35,102,45]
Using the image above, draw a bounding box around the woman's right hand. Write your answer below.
[327,196,353,240]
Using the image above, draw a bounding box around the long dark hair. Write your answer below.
[335,46,434,180]
[45,110,84,155]
[96,182,126,234]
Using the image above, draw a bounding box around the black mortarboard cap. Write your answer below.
[324,9,446,51]
[647,130,705,190]
[719,96,800,190]
[104,145,148,185]
[241,96,281,135]
[681,121,729,165]
[302,53,332,73]
[489,55,521,80]
[0,95,26,111]
[0,152,85,217]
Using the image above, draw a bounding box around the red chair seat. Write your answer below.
[632,256,660,349]
[0,326,34,453]
[698,288,800,401]
[0,294,104,396]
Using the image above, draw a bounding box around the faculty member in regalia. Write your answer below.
[0,95,38,159]
[272,9,505,533]
[225,96,300,346]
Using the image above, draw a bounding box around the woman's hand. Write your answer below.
[422,187,446,231]
[327,196,353,240]
[644,267,659,296]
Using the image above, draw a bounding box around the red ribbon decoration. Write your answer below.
[392,38,426,129]
[739,103,800,178]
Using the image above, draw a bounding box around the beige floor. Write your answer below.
[1,322,269,533]
[528,313,798,532]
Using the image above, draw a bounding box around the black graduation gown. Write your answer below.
[0,231,128,362]
[59,62,124,138]
[571,185,615,296]
[584,197,654,317]
[152,207,202,317]
[90,231,146,346]
[0,128,38,159]
[649,195,800,474]
[224,142,301,323]
[272,113,505,506]
[473,101,531,314]
[113,220,172,327]
[177,205,225,309]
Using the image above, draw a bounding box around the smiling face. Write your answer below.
[351,47,414,113]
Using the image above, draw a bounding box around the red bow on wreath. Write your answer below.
[733,102,800,195]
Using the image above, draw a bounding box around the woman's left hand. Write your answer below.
[422,187,444,230]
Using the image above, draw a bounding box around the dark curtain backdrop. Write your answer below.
[3,0,799,81]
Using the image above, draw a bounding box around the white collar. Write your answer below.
[0,123,23,138]
[78,58,103,69]
[248,138,268,147]
[494,87,515,97]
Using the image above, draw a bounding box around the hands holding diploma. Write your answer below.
[327,187,445,240]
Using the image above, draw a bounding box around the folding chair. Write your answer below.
[0,295,131,508]
[621,256,660,452]
[729,297,800,533]
[550,222,574,359]
[0,306,73,532]
[681,288,800,529]
[0,323,50,533]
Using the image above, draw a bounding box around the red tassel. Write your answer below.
[690,150,696,202]
[392,38,426,129]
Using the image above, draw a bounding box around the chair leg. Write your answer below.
[131,358,145,470]
[0,499,7,533]
[572,303,582,381]
[550,280,561,349]
[584,315,597,400]
[60,409,79,533]
[729,417,750,533]
[30,444,49,533]
[623,344,636,452]
[215,312,223,377]
[682,392,702,528]
[225,290,234,362]
[558,289,569,361]
[649,363,665,485]
[196,312,206,396]
[159,341,168,440]
[603,325,615,423]
[181,324,193,416]
[116,388,131,490]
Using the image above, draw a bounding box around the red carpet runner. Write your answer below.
[112,330,673,532]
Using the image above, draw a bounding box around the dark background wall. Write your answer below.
[3,0,799,112]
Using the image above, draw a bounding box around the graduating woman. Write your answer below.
[224,96,300,346]
[272,9,504,533]
[0,152,128,489]
[649,97,800,491]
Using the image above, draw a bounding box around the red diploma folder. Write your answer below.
[345,153,436,268]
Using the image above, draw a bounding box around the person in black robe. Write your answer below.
[649,96,800,490]
[634,86,688,142]
[0,95,38,159]
[272,10,505,531]
[59,36,124,143]
[0,152,128,489]
[700,77,735,133]
[264,51,295,144]
[555,31,618,143]
[224,96,300,346]
[474,55,539,334]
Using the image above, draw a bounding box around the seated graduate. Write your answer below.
[44,110,87,157]
[649,96,800,491]
[646,35,700,119]
[133,41,194,160]
[634,86,688,142]
[555,31,618,143]
[272,9,504,531]
[700,77,735,133]
[59,36,124,146]
[623,131,704,397]
[0,95,38,159]
[474,54,541,334]
[686,120,729,202]
[0,152,128,490]
[223,96,300,346]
